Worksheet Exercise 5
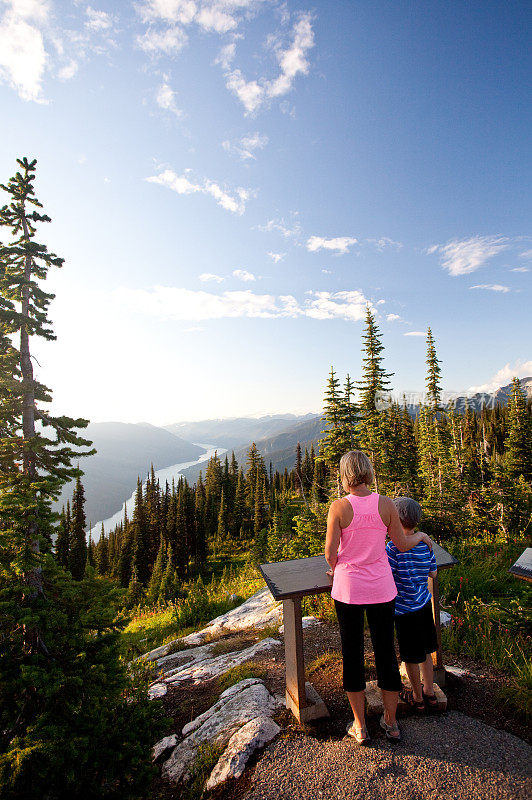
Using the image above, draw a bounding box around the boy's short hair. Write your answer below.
[394,496,422,529]
[339,450,374,489]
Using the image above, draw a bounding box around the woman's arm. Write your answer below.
[325,499,343,573]
[385,499,433,553]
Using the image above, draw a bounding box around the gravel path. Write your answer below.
[242,712,532,800]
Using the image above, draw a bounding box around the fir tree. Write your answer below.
[55,503,70,568]
[506,377,532,480]
[69,475,87,580]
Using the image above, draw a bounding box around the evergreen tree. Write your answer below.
[425,327,443,409]
[506,377,532,480]
[95,523,109,576]
[131,477,150,585]
[69,475,87,580]
[55,503,70,568]
[146,536,165,604]
[356,307,393,491]
[0,158,162,800]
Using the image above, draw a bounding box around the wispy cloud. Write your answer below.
[267,251,285,263]
[470,284,510,293]
[367,237,403,251]
[85,7,113,33]
[260,216,301,239]
[404,331,426,337]
[137,26,188,54]
[114,285,377,323]
[428,235,508,276]
[232,269,256,282]
[519,249,532,259]
[468,361,532,394]
[511,267,529,273]
[146,168,250,214]
[199,272,224,282]
[224,13,314,114]
[156,81,182,115]
[386,314,401,322]
[306,235,357,255]
[222,131,268,160]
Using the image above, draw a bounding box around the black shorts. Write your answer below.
[395,599,438,664]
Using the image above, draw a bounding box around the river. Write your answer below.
[91,443,227,536]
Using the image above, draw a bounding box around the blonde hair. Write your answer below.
[339,450,375,490]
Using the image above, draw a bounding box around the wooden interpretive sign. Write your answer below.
[509,548,532,583]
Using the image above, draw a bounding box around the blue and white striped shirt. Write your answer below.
[385,541,437,615]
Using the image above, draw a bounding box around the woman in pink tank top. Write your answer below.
[325,450,433,744]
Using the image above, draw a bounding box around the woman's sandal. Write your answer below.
[399,687,425,713]
[379,715,401,742]
[422,688,439,710]
[346,721,370,744]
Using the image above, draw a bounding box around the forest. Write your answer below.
[1,159,531,800]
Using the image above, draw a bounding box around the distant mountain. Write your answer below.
[54,422,203,527]
[165,414,318,450]
[180,415,325,485]
[403,376,532,416]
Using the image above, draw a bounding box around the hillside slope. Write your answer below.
[55,422,203,526]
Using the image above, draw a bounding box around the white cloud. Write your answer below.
[137,25,188,54]
[114,285,376,323]
[470,284,510,293]
[520,249,532,259]
[215,41,236,70]
[156,81,182,115]
[232,269,256,282]
[224,13,314,114]
[428,235,507,276]
[146,168,250,215]
[303,290,372,322]
[321,269,331,274]
[85,7,113,32]
[58,58,78,80]
[199,272,224,282]
[511,267,529,273]
[468,360,532,394]
[0,0,49,102]
[260,216,301,238]
[222,131,268,160]
[267,251,285,263]
[386,314,401,322]
[404,331,426,337]
[138,0,197,24]
[306,235,358,255]
[367,237,403,251]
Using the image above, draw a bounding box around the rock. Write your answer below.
[181,588,283,646]
[162,679,278,785]
[153,733,179,763]
[148,683,167,700]
[153,642,215,679]
[278,615,321,634]
[440,610,452,627]
[164,638,281,685]
[205,716,280,791]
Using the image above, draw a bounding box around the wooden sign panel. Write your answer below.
[509,548,532,582]
[260,542,458,600]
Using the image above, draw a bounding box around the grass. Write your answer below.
[307,650,341,674]
[121,560,264,660]
[216,662,267,694]
[182,742,223,800]
[438,534,532,718]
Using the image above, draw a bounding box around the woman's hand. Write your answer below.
[419,532,433,550]
[326,568,334,577]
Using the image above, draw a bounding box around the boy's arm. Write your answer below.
[428,570,437,578]
[428,547,437,578]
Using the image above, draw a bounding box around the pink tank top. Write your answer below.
[330,493,397,605]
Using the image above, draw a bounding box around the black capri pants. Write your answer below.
[334,598,402,692]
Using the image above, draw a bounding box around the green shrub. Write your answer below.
[216,662,267,694]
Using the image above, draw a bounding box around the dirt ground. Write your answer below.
[151,622,531,800]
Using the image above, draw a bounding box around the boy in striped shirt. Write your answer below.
[386,497,439,711]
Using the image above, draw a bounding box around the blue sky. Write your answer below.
[0,0,530,424]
